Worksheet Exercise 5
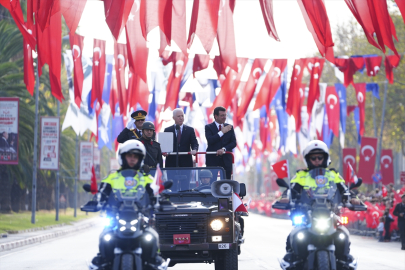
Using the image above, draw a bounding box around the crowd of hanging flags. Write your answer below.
[1,0,403,183]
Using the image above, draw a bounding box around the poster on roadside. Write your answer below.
[39,117,60,170]
[0,97,19,165]
[93,147,101,180]
[110,158,120,172]
[80,142,93,180]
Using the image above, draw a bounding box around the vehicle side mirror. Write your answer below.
[239,183,246,197]
[349,178,362,190]
[163,180,173,190]
[276,178,289,189]
[83,184,91,193]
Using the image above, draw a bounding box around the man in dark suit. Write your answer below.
[0,131,10,149]
[164,108,198,167]
[117,110,147,143]
[393,193,405,250]
[205,106,236,179]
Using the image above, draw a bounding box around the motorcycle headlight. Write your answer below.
[102,217,112,227]
[314,217,331,232]
[144,233,153,242]
[210,219,223,231]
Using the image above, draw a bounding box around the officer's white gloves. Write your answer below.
[126,118,136,130]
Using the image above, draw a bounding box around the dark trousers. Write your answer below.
[399,222,405,248]
[378,231,384,242]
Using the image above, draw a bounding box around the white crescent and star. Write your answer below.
[295,65,301,77]
[252,68,262,79]
[117,54,125,69]
[175,60,184,77]
[93,47,102,66]
[357,92,364,103]
[72,45,81,61]
[343,155,355,165]
[327,94,338,109]
[134,0,140,12]
[272,67,281,78]
[381,155,392,167]
[361,145,375,161]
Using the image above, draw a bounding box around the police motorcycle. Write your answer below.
[273,168,367,270]
[81,169,172,270]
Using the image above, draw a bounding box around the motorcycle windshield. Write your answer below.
[299,168,338,204]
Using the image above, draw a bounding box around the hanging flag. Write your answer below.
[271,160,289,179]
[322,108,334,148]
[102,55,114,105]
[104,0,134,40]
[180,58,193,90]
[272,86,288,150]
[325,86,340,136]
[209,69,236,115]
[193,54,210,76]
[37,10,63,101]
[253,59,287,112]
[395,0,405,26]
[60,0,87,34]
[91,38,106,107]
[343,148,357,179]
[298,105,309,154]
[364,55,382,77]
[164,52,188,111]
[334,57,364,87]
[90,165,98,194]
[126,1,148,83]
[358,137,378,184]
[297,0,334,62]
[354,83,366,136]
[128,72,149,111]
[187,0,221,53]
[335,83,347,133]
[36,0,56,31]
[310,83,326,140]
[353,107,361,144]
[170,0,187,55]
[109,68,119,117]
[98,104,112,150]
[306,58,325,116]
[345,162,358,185]
[232,192,248,213]
[259,0,280,41]
[366,83,380,100]
[385,55,401,84]
[23,38,35,95]
[217,0,238,71]
[114,42,128,115]
[380,149,394,185]
[236,59,267,121]
[286,115,298,155]
[69,33,85,108]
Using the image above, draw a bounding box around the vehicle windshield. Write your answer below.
[149,167,226,193]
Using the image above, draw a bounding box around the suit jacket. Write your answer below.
[205,122,236,172]
[0,137,10,149]
[117,128,142,143]
[164,125,198,167]
[393,203,405,224]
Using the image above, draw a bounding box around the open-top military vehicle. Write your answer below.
[149,165,247,270]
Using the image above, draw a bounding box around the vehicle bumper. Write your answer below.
[160,242,238,251]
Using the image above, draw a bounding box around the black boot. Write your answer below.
[89,254,111,270]
[280,252,297,270]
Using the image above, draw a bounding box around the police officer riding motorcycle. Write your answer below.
[278,140,365,270]
[83,140,169,270]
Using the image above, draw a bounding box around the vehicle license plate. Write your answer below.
[218,243,229,249]
[173,234,190,244]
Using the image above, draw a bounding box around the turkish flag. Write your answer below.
[232,192,248,213]
[334,57,364,87]
[91,39,106,108]
[380,149,394,185]
[126,1,148,83]
[306,58,325,116]
[217,0,237,71]
[193,54,210,76]
[208,69,236,115]
[128,71,149,111]
[109,69,118,117]
[271,160,289,179]
[395,0,405,25]
[385,55,401,84]
[358,137,378,184]
[213,55,226,78]
[325,86,340,136]
[236,58,267,120]
[104,0,134,40]
[187,0,221,53]
[364,201,383,229]
[286,58,308,131]
[297,0,334,62]
[364,56,382,77]
[343,148,357,179]
[35,0,56,32]
[69,33,85,108]
[354,83,366,136]
[23,38,35,95]
[259,0,280,41]
[90,165,98,194]
[114,42,128,115]
[37,11,63,102]
[60,0,87,34]
[229,58,248,97]
[345,162,358,185]
[164,52,188,111]
[253,59,288,112]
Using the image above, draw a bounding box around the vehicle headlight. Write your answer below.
[314,218,331,231]
[119,219,126,225]
[297,232,305,240]
[103,234,112,241]
[210,219,223,231]
[130,219,138,225]
[144,234,153,242]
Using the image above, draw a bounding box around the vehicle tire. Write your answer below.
[215,249,238,270]
[316,251,330,270]
[120,254,134,270]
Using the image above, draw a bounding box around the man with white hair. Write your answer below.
[164,108,198,167]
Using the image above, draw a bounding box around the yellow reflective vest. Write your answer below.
[102,171,154,194]
[290,169,345,190]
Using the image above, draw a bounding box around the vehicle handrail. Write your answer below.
[165,151,234,164]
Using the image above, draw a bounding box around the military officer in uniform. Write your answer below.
[137,121,163,169]
[117,110,147,143]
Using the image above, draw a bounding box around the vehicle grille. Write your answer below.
[156,214,208,244]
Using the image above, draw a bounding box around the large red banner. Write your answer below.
[380,149,394,185]
[358,137,378,184]
[342,148,356,180]
[0,98,19,165]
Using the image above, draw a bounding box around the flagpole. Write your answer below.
[376,79,388,173]
[31,57,40,224]
[74,134,78,218]
[371,94,377,137]
[55,101,60,221]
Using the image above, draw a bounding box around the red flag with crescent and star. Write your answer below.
[259,0,280,41]
[380,149,394,185]
[306,57,325,116]
[343,148,357,179]
[164,52,188,111]
[91,38,106,108]
[60,0,87,34]
[325,86,340,137]
[217,0,238,71]
[354,83,366,136]
[69,33,85,108]
[271,160,289,179]
[385,55,401,84]
[358,137,378,184]
[104,0,134,40]
[364,56,382,77]
[114,42,129,115]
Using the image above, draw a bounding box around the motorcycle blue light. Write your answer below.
[293,215,303,225]
[102,217,111,227]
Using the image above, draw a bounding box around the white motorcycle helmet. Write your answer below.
[302,140,331,169]
[117,140,146,170]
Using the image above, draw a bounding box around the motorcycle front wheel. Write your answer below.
[120,254,135,270]
[316,251,330,270]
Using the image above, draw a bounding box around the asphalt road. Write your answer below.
[0,214,404,270]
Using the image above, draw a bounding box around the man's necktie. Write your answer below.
[219,125,222,131]
[177,128,182,144]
